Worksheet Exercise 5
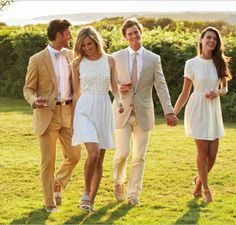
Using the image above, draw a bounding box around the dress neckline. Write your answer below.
[198,55,213,62]
[85,55,103,62]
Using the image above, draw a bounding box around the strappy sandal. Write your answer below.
[202,189,213,203]
[193,176,202,199]
[90,204,95,213]
[79,193,91,212]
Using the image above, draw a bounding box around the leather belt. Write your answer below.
[56,100,72,105]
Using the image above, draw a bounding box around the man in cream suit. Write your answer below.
[113,18,177,205]
[23,19,80,212]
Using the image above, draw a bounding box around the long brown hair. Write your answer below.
[74,26,105,62]
[198,27,232,80]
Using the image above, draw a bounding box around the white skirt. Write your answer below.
[184,92,224,140]
[72,94,115,149]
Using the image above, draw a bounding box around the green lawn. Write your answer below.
[0,97,235,224]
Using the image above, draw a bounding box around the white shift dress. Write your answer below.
[184,56,224,140]
[72,55,115,149]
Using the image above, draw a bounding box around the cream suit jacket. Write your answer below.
[23,47,73,136]
[113,47,173,131]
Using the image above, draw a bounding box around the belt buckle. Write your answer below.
[61,101,66,105]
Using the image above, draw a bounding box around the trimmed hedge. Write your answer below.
[0,19,235,121]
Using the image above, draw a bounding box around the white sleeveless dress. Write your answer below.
[72,55,115,149]
[184,56,224,140]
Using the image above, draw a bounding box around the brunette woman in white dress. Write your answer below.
[71,26,123,212]
[174,27,231,203]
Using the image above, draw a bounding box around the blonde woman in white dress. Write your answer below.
[71,26,123,212]
[174,27,232,203]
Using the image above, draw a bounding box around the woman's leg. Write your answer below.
[195,139,213,202]
[84,143,100,195]
[195,139,219,188]
[207,139,219,172]
[194,140,209,191]
[90,149,106,205]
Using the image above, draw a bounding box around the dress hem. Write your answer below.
[185,133,224,141]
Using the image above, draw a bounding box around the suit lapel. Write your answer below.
[43,48,57,89]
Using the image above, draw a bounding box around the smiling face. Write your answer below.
[81,36,98,57]
[124,25,142,50]
[200,31,217,53]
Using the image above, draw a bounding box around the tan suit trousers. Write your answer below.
[113,112,150,199]
[39,104,80,207]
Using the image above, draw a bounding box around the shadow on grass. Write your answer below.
[174,199,206,224]
[10,208,51,224]
[64,201,133,224]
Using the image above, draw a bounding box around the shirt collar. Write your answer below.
[47,45,66,56]
[128,46,143,56]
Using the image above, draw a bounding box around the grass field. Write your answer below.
[0,97,235,224]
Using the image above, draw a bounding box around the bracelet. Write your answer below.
[216,88,228,96]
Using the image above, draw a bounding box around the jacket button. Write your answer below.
[51,109,54,112]
[54,97,57,100]
[130,104,133,106]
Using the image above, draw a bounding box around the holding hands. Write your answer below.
[165,113,178,127]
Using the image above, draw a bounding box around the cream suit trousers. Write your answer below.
[39,104,80,207]
[114,113,150,199]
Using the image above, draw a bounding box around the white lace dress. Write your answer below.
[184,56,224,140]
[72,55,115,149]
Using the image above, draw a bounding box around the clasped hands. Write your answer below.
[165,113,178,127]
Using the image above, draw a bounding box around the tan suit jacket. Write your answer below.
[23,47,73,136]
[113,47,173,130]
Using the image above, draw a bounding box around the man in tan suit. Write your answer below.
[113,18,177,205]
[23,19,80,212]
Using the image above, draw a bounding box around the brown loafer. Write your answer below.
[114,184,125,202]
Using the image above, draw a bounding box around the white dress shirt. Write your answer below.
[128,46,144,81]
[47,45,72,101]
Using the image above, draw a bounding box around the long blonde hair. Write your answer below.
[74,26,105,62]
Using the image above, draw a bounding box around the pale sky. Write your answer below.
[0,1,235,25]
[1,1,236,19]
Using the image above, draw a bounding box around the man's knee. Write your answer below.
[68,146,81,163]
[114,151,129,162]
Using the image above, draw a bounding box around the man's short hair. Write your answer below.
[121,18,143,37]
[47,19,71,41]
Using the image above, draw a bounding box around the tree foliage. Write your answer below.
[0,17,235,121]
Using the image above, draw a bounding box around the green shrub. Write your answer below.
[0,19,235,121]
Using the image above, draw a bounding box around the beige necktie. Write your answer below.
[131,52,138,90]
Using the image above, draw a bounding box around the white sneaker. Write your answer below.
[128,196,139,206]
